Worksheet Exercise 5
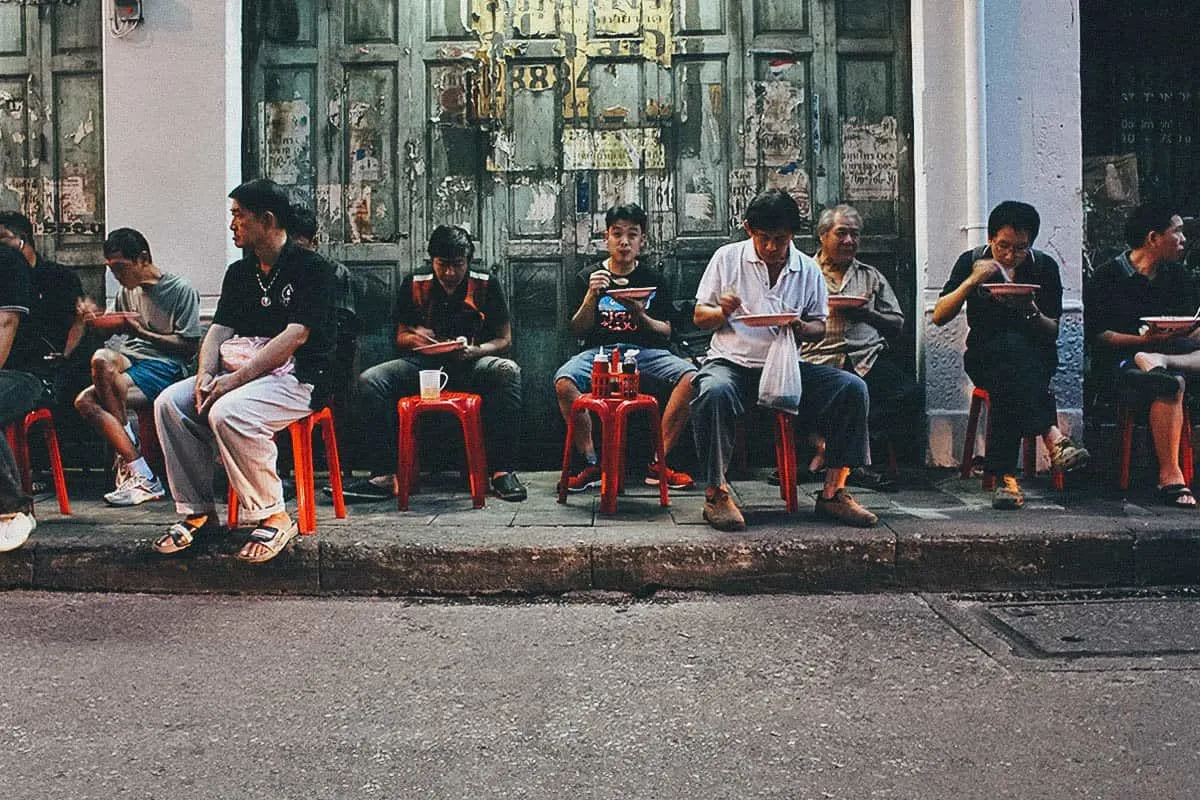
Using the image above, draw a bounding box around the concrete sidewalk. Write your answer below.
[2,467,1198,597]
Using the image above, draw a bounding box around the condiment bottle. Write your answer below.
[591,348,608,396]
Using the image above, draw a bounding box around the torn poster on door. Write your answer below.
[841,116,898,201]
[744,81,805,167]
[262,100,310,186]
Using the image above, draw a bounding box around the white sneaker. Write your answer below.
[0,512,36,552]
[104,473,166,507]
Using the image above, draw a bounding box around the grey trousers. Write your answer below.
[154,373,313,519]
[691,358,870,490]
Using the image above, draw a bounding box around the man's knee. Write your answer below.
[555,376,581,402]
[89,348,123,382]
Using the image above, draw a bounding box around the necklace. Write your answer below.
[257,269,277,307]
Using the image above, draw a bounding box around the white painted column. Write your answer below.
[101,0,242,315]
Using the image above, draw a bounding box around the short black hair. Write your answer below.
[1124,202,1178,250]
[604,203,648,233]
[228,179,292,230]
[103,227,152,262]
[0,211,34,244]
[428,225,475,263]
[289,203,318,241]
[987,201,1040,241]
[744,189,802,233]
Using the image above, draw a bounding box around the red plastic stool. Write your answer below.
[557,393,669,514]
[960,387,1065,490]
[227,406,346,534]
[1115,400,1194,490]
[396,392,488,511]
[5,407,70,515]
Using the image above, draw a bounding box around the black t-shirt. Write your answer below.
[1084,251,1200,374]
[394,269,510,344]
[5,254,82,374]
[571,259,674,349]
[212,240,337,391]
[0,246,32,371]
[940,246,1063,372]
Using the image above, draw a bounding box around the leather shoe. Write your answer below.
[703,486,746,531]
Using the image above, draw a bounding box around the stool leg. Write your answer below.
[599,410,620,515]
[459,404,487,509]
[1182,406,1194,487]
[227,482,239,529]
[1118,406,1134,491]
[776,413,798,513]
[13,422,32,494]
[319,412,347,520]
[37,417,70,514]
[647,406,669,508]
[961,393,982,480]
[290,421,315,535]
[558,410,577,505]
[396,408,417,511]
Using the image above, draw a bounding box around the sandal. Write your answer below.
[154,517,210,555]
[236,520,299,564]
[1157,483,1197,508]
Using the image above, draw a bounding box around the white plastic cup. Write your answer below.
[419,369,448,401]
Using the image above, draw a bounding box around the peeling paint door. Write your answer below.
[0,0,105,289]
[245,0,913,464]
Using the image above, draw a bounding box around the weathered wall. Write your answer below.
[915,0,1083,468]
[102,0,242,312]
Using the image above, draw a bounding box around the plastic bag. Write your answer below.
[219,335,296,377]
[758,329,802,414]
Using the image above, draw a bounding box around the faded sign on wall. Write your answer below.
[744,81,804,167]
[262,100,310,186]
[841,115,898,201]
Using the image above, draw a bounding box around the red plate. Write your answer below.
[86,312,138,332]
[827,295,868,309]
[413,340,467,355]
[736,312,798,327]
[1142,316,1200,333]
[607,286,656,300]
[982,282,1040,295]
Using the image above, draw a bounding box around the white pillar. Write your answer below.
[102,0,242,314]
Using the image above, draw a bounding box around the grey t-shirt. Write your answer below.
[112,272,201,366]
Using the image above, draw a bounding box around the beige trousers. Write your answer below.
[154,373,313,519]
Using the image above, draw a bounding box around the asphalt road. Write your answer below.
[1,591,1197,799]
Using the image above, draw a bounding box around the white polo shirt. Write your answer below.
[695,240,827,368]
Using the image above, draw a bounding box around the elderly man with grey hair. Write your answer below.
[796,203,918,491]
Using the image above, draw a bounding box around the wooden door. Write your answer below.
[245,0,914,465]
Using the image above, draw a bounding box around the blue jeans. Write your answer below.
[357,355,523,475]
[691,359,869,490]
[0,370,47,514]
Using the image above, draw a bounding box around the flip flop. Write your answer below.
[237,520,299,564]
[1157,483,1197,509]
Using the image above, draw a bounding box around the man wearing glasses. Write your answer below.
[934,201,1089,509]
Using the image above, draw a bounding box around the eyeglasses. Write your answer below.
[991,240,1030,257]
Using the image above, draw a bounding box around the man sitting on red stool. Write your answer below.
[348,225,527,503]
[554,203,696,493]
